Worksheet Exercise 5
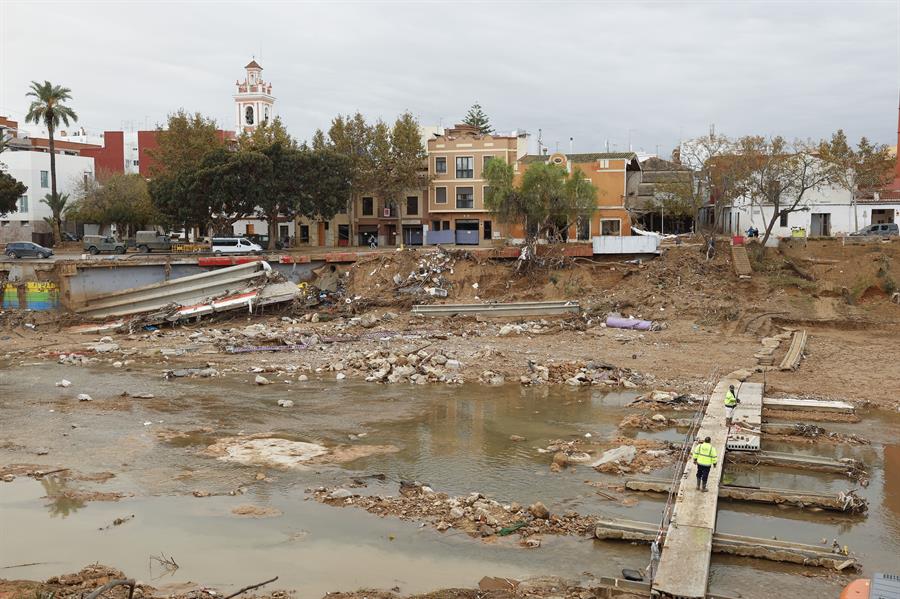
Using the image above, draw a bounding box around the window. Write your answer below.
[435,157,447,174]
[300,225,310,243]
[577,217,590,240]
[435,187,447,204]
[779,210,788,227]
[601,219,621,236]
[406,196,418,215]
[432,220,441,231]
[132,160,139,166]
[40,171,49,188]
[17,195,28,213]
[483,220,492,240]
[442,220,450,230]
[456,156,473,178]
[483,155,494,172]
[324,221,329,230]
[362,197,374,216]
[456,186,474,209]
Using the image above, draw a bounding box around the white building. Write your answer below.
[1,116,95,243]
[722,182,900,243]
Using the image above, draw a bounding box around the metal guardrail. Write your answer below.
[411,300,580,317]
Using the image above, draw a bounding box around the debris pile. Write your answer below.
[342,348,465,384]
[309,482,596,543]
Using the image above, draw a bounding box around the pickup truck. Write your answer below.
[83,235,126,255]
[134,231,173,253]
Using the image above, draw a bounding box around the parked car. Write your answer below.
[850,223,899,237]
[83,235,127,255]
[5,241,53,259]
[246,234,285,250]
[134,230,173,252]
[210,237,263,255]
[61,232,81,242]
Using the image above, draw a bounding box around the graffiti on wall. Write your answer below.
[2,281,60,310]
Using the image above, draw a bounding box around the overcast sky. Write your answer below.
[1,1,898,157]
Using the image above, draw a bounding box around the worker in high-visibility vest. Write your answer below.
[692,435,718,492]
[724,384,740,427]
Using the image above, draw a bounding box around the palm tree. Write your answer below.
[26,81,77,244]
[41,192,69,245]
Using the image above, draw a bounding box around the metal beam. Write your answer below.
[411,300,580,317]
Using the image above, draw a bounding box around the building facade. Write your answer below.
[0,116,96,243]
[512,152,639,241]
[426,124,529,245]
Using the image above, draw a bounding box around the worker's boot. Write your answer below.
[702,483,708,493]
[696,479,701,490]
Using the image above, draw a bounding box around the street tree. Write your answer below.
[484,159,595,265]
[735,136,835,248]
[40,192,70,243]
[0,171,27,215]
[67,172,158,237]
[654,133,738,237]
[25,80,78,243]
[147,111,225,234]
[818,130,895,231]
[194,148,272,235]
[462,103,494,135]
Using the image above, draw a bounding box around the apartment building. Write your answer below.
[514,152,640,240]
[427,124,529,245]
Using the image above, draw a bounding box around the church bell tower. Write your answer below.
[234,59,275,133]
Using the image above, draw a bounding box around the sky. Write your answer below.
[1,0,898,158]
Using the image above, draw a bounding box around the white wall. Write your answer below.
[0,150,94,223]
[726,183,900,239]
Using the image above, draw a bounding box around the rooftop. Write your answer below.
[520,152,638,164]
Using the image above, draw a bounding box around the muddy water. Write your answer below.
[1,362,898,598]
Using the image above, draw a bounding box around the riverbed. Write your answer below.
[1,362,897,598]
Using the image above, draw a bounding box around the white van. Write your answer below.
[211,237,263,255]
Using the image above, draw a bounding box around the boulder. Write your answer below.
[77,393,92,402]
[297,374,309,382]
[55,379,71,388]
[327,488,352,500]
[277,399,294,408]
[449,506,466,519]
[651,413,668,423]
[254,375,271,385]
[528,501,550,519]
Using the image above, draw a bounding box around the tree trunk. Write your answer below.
[48,126,61,245]
[267,213,279,250]
[760,203,781,249]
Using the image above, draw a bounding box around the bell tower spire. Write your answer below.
[234,58,275,134]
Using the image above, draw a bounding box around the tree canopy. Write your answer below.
[462,103,493,135]
[68,173,157,237]
[0,171,27,215]
[484,159,596,245]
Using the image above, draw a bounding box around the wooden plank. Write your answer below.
[731,245,753,277]
[779,330,808,370]
[763,397,855,413]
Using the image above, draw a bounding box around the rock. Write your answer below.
[310,313,320,323]
[436,521,451,532]
[1,474,15,483]
[336,373,346,381]
[509,435,526,442]
[522,537,542,549]
[478,577,516,592]
[197,368,219,378]
[297,374,309,382]
[552,452,569,467]
[622,380,638,389]
[528,501,550,519]
[112,361,123,368]
[359,313,380,328]
[445,359,461,370]
[327,488,352,500]
[193,490,210,498]
[479,523,495,537]
[55,379,72,388]
[431,354,448,365]
[651,413,668,423]
[567,452,593,463]
[509,502,522,513]
[565,377,584,386]
[277,399,294,408]
[728,369,753,381]
[499,324,519,337]
[35,447,50,455]
[87,342,119,353]
[255,375,271,385]
[77,393,93,402]
[592,445,637,467]
[449,506,465,519]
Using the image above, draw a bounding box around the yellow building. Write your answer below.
[427,123,529,245]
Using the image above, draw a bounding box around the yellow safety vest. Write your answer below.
[724,390,738,407]
[693,442,718,466]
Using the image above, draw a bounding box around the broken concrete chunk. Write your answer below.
[528,501,550,519]
[592,445,637,467]
[55,379,72,388]
[77,393,93,402]
[254,375,271,385]
[327,488,352,500]
[277,399,294,408]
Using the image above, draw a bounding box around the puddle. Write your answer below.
[1,363,899,599]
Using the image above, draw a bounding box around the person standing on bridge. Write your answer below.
[692,436,718,492]
[724,384,740,428]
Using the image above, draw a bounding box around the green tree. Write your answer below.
[0,171,27,215]
[462,103,493,135]
[818,130,895,231]
[194,147,272,235]
[40,192,70,243]
[147,110,225,234]
[25,80,78,243]
[67,172,158,237]
[484,159,595,263]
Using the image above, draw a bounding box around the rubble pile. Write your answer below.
[343,348,464,384]
[521,360,646,388]
[310,482,596,544]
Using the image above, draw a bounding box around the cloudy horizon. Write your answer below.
[1,0,898,157]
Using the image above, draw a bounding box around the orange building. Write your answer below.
[512,152,641,240]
